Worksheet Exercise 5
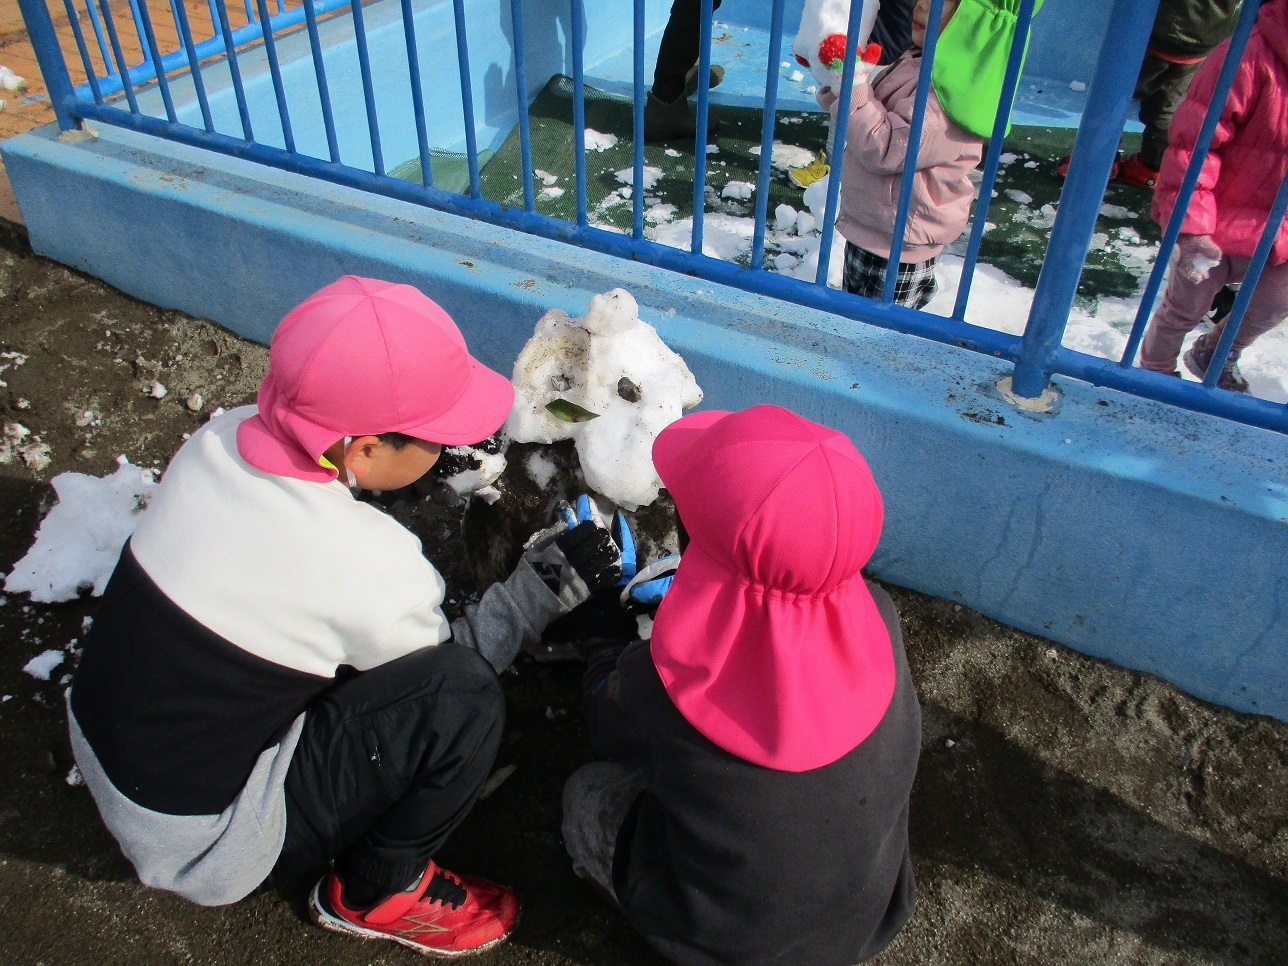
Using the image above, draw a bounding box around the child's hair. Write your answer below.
[647,405,896,772]
[376,432,416,450]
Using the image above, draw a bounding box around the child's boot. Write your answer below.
[1114,153,1160,190]
[310,858,520,956]
[645,90,719,142]
[683,61,725,98]
[789,150,829,189]
[1182,332,1250,393]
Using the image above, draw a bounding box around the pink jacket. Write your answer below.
[821,50,984,263]
[1152,0,1288,267]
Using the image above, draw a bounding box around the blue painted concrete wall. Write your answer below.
[5,122,1286,723]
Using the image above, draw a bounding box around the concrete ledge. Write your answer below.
[5,122,1287,720]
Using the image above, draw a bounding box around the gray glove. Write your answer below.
[521,515,623,611]
[451,500,623,673]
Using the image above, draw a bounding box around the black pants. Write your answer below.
[1134,53,1202,170]
[651,0,724,103]
[259,643,504,898]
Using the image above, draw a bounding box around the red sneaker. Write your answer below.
[1057,153,1121,180]
[310,859,520,957]
[1114,152,1159,190]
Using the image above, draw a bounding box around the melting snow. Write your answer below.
[4,457,156,603]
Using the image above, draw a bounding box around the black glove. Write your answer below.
[521,499,623,611]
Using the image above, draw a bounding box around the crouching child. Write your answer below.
[562,405,922,965]
[67,276,622,957]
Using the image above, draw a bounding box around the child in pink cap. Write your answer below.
[67,276,623,957]
[561,405,922,965]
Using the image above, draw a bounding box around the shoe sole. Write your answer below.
[308,880,517,959]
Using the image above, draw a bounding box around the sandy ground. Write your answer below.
[0,229,1285,965]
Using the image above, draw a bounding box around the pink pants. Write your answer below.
[1139,254,1288,373]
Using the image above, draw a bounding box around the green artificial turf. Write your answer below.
[393,76,1162,300]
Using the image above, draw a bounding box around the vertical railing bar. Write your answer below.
[1009,0,1159,398]
[276,0,285,13]
[133,0,178,122]
[243,0,256,23]
[400,0,433,187]
[84,0,115,74]
[630,0,645,238]
[814,0,871,286]
[511,0,533,207]
[61,0,106,104]
[690,0,714,255]
[953,0,1037,319]
[300,0,340,163]
[351,0,385,175]
[1118,0,1260,367]
[96,0,141,113]
[17,0,80,128]
[206,0,222,42]
[171,0,215,131]
[569,0,588,224]
[882,0,943,302]
[1202,171,1288,388]
[123,0,155,70]
[212,0,254,140]
[253,0,296,152]
[750,0,787,268]
[451,0,480,196]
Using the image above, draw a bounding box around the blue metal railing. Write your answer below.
[15,0,1287,434]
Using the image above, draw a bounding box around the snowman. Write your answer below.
[792,0,884,89]
[506,288,703,511]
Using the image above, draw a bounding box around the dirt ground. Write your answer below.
[0,229,1285,965]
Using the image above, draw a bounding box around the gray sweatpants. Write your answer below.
[560,762,646,905]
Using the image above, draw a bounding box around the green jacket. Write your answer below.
[930,0,1046,140]
[1150,0,1243,59]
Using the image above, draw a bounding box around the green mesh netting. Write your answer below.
[391,76,1160,299]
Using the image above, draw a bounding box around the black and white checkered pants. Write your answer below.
[843,243,939,309]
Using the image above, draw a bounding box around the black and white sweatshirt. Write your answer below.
[68,407,563,905]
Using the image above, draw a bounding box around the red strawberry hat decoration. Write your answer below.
[797,34,883,72]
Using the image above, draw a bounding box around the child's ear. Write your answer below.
[344,435,383,472]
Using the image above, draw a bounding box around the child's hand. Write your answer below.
[1176,234,1223,284]
[523,495,623,603]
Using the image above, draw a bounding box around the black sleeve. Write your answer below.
[582,638,648,762]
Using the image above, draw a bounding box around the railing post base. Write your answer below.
[998,377,1059,414]
[57,123,98,144]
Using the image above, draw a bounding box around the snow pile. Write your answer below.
[4,457,156,603]
[23,649,64,681]
[434,442,507,505]
[750,141,816,171]
[507,289,703,509]
[0,66,25,92]
[651,213,757,262]
[615,166,663,190]
[584,129,618,152]
[721,181,754,200]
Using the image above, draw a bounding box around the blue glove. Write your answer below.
[611,511,637,587]
[620,555,681,609]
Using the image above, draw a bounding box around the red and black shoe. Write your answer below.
[1114,152,1159,190]
[310,858,520,957]
[1057,153,1121,180]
